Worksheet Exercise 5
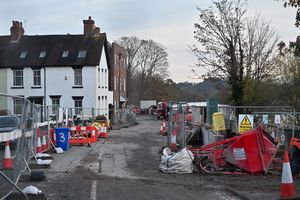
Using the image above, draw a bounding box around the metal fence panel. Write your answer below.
[0,93,38,200]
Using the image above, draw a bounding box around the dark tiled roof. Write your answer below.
[0,33,107,68]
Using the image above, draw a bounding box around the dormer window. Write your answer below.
[78,50,87,58]
[62,51,69,58]
[39,51,46,58]
[20,51,27,59]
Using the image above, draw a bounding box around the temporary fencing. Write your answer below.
[0,93,39,200]
[164,103,298,174]
[166,104,296,150]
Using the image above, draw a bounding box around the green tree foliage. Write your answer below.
[190,0,279,106]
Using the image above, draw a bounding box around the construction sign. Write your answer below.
[212,112,226,131]
[238,114,254,133]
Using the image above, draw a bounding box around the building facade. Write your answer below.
[110,42,127,111]
[0,17,115,121]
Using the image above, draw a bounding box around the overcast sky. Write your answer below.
[0,0,299,83]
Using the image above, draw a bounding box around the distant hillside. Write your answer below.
[176,78,230,103]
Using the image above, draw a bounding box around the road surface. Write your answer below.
[5,115,300,200]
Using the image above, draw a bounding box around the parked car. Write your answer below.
[0,115,20,149]
[0,115,19,133]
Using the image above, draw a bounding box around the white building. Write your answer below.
[0,17,113,120]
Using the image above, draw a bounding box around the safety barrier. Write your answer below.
[0,93,38,200]
[165,103,297,152]
[69,126,99,145]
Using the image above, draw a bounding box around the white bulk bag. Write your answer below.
[159,147,194,173]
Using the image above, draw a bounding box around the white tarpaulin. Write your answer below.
[159,147,194,173]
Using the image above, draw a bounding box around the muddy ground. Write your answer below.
[4,115,300,200]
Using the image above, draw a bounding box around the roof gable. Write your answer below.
[0,33,107,68]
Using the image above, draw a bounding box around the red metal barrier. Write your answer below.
[190,125,278,174]
[69,126,98,145]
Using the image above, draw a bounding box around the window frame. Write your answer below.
[33,69,41,86]
[74,99,83,115]
[62,51,69,58]
[51,97,60,115]
[20,51,27,59]
[74,68,83,86]
[13,69,24,87]
[78,50,87,58]
[13,98,22,115]
[39,51,46,58]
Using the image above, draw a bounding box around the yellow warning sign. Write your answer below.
[241,115,251,125]
[238,114,253,133]
[212,112,225,131]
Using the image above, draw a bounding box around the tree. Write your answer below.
[135,40,169,100]
[190,0,279,105]
[116,37,145,98]
[116,37,169,105]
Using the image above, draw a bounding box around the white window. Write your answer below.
[114,77,117,91]
[101,68,104,88]
[33,69,41,86]
[13,69,23,86]
[74,68,82,86]
[105,69,107,88]
[105,96,107,115]
[13,99,22,115]
[39,51,46,58]
[74,99,83,115]
[98,68,101,87]
[78,50,87,58]
[51,97,60,114]
[20,51,27,59]
[62,51,69,57]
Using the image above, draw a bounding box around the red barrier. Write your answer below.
[69,126,98,145]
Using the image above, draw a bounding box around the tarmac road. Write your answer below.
[6,115,300,200]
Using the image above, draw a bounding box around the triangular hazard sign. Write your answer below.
[241,115,251,125]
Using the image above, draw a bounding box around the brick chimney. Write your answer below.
[83,16,95,37]
[10,21,24,42]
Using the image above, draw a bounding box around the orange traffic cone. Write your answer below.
[91,129,96,141]
[99,125,108,138]
[160,121,164,134]
[36,130,43,153]
[41,133,48,151]
[280,150,296,199]
[3,141,13,169]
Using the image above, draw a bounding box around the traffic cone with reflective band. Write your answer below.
[160,121,164,134]
[91,128,97,142]
[280,150,295,199]
[99,125,108,138]
[36,129,43,153]
[103,126,108,138]
[3,141,13,169]
[170,124,177,150]
[42,131,48,151]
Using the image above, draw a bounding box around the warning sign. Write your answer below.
[238,114,254,133]
[212,112,225,131]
